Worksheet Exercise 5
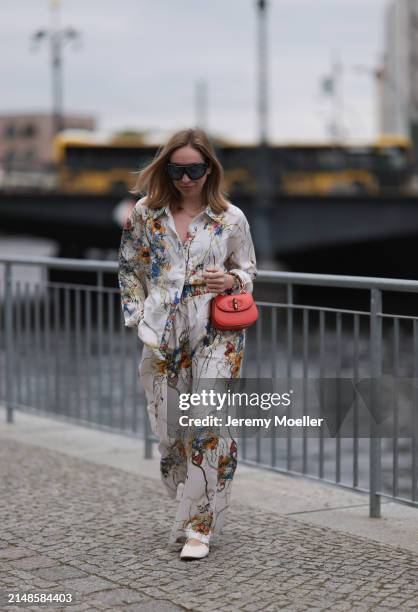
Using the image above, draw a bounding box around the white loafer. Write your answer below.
[180,541,209,560]
[176,482,184,501]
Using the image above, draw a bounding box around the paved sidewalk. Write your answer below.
[1,408,418,611]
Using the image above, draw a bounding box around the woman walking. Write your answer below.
[118,128,257,560]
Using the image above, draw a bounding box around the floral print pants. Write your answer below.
[138,289,245,545]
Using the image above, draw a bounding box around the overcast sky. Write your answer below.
[1,0,389,143]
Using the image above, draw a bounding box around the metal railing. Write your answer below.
[1,255,417,517]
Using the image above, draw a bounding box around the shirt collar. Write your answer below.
[147,204,223,221]
[204,206,224,221]
[147,206,167,219]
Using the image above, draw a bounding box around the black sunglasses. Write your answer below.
[166,162,209,181]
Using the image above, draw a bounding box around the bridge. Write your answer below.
[2,193,418,278]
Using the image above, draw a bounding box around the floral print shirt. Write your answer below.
[118,196,257,358]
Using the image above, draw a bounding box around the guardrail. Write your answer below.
[0,256,417,518]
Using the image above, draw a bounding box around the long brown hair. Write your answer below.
[129,128,229,214]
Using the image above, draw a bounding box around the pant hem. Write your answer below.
[185,527,210,544]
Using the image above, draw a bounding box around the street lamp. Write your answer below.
[31,0,81,137]
[320,56,345,143]
[255,0,275,268]
[257,0,269,145]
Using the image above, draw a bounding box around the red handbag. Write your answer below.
[211,290,258,331]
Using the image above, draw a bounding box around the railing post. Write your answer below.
[286,283,293,472]
[5,263,14,423]
[369,287,382,517]
[97,270,104,423]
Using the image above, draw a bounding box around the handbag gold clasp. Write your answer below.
[232,297,239,310]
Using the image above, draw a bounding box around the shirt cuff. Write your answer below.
[228,269,253,294]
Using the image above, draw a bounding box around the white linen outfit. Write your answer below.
[118,196,257,545]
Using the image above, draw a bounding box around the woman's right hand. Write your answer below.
[203,267,234,293]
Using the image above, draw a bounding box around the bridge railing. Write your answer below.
[0,256,417,517]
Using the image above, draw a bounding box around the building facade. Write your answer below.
[381,0,418,143]
[0,112,95,171]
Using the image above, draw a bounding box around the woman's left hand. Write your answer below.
[203,267,234,294]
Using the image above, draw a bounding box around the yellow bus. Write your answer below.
[218,135,415,196]
[53,131,415,196]
[53,130,156,195]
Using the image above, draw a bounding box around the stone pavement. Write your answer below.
[0,409,418,612]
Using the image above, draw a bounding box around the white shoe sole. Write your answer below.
[180,543,209,560]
